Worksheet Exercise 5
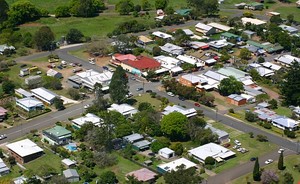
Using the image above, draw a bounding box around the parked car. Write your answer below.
[136,87,143,91]
[146,90,153,93]
[265,159,273,164]
[130,76,136,80]
[103,66,108,70]
[0,134,7,140]
[126,92,133,98]
[148,152,155,157]
[20,64,27,68]
[178,96,185,101]
[278,148,284,154]
[57,65,63,70]
[167,92,175,97]
[194,102,201,107]
[234,140,241,146]
[250,157,256,161]
[84,104,90,109]
[223,143,231,148]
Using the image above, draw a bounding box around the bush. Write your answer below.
[249,132,254,138]
[245,111,257,122]
[256,134,268,142]
[205,156,215,165]
[68,88,80,100]
[284,130,296,138]
[229,108,235,113]
[263,122,272,129]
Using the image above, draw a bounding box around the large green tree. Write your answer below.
[109,66,129,104]
[141,0,151,10]
[187,0,219,16]
[280,62,300,106]
[116,0,134,15]
[164,166,202,184]
[34,26,55,51]
[98,171,118,184]
[155,0,168,10]
[70,0,105,17]
[160,112,189,141]
[55,6,71,18]
[2,80,15,94]
[0,0,9,24]
[253,157,261,181]
[7,1,41,26]
[66,28,84,43]
[218,76,244,96]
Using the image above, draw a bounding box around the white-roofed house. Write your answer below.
[123,133,144,143]
[195,22,216,35]
[76,69,113,90]
[179,74,208,87]
[72,113,103,129]
[162,105,197,118]
[63,169,80,183]
[159,147,175,159]
[108,103,138,117]
[6,139,44,164]
[279,24,298,34]
[153,55,183,74]
[62,158,77,168]
[261,62,281,71]
[176,54,205,67]
[160,43,184,56]
[255,67,274,77]
[157,158,197,174]
[207,22,232,32]
[205,124,230,144]
[15,88,33,98]
[182,29,194,36]
[31,87,59,105]
[47,69,63,79]
[241,17,266,26]
[271,117,299,131]
[16,97,44,112]
[152,31,173,40]
[274,55,300,66]
[188,143,235,163]
[208,39,234,51]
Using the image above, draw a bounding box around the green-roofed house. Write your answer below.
[247,2,264,10]
[42,126,72,145]
[247,40,284,54]
[175,9,192,16]
[220,32,241,41]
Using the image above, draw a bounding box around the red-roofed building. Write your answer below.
[0,107,8,122]
[126,168,157,182]
[112,54,161,76]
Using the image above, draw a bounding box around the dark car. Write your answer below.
[194,102,201,107]
[178,96,185,101]
[250,157,256,161]
[136,87,143,91]
[57,65,63,70]
[103,66,108,70]
[20,64,27,68]
[148,152,155,157]
[146,90,153,93]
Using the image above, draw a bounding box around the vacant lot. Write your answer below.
[6,0,69,13]
[134,93,162,111]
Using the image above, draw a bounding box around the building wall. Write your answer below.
[226,97,247,106]
[67,177,80,183]
[9,149,43,164]
[178,77,195,87]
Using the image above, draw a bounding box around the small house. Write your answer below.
[62,159,77,168]
[108,103,138,117]
[243,30,256,39]
[157,158,197,174]
[137,36,154,45]
[160,43,184,56]
[226,94,247,106]
[158,148,175,159]
[162,105,197,118]
[19,68,29,77]
[0,107,8,122]
[0,158,10,176]
[279,24,299,34]
[207,22,232,32]
[72,113,103,129]
[123,133,144,144]
[195,22,216,35]
[25,75,42,86]
[42,126,72,145]
[15,88,33,98]
[16,97,44,112]
[205,124,230,144]
[132,140,151,151]
[126,168,157,183]
[47,69,63,79]
[31,87,59,105]
[0,44,15,55]
[63,169,79,183]
[220,32,241,41]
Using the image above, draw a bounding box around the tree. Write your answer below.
[0,0,9,24]
[253,157,261,181]
[42,76,62,90]
[126,175,142,184]
[134,5,141,12]
[258,56,265,63]
[25,177,42,184]
[261,170,279,184]
[109,66,129,104]
[165,6,174,15]
[98,171,118,184]
[66,28,84,43]
[278,151,284,170]
[68,88,80,100]
[160,112,189,141]
[268,99,278,109]
[239,48,251,60]
[55,6,71,17]
[53,97,65,110]
[164,166,202,184]
[256,134,268,142]
[2,80,15,94]
[205,156,215,165]
[116,0,134,15]
[155,0,168,10]
[280,62,300,106]
[287,14,294,24]
[70,0,104,17]
[7,1,41,26]
[169,142,183,156]
[249,68,262,82]
[187,0,219,16]
[93,151,117,167]
[283,172,294,184]
[152,46,161,56]
[141,0,151,10]
[188,117,207,128]
[8,156,16,166]
[270,15,282,25]
[256,93,270,103]
[138,102,153,111]
[133,110,162,136]
[34,26,55,51]
[23,32,34,47]
[218,76,244,96]
[150,137,170,153]
[48,175,69,184]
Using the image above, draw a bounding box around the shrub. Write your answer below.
[229,108,235,113]
[245,111,257,122]
[256,134,268,142]
[284,130,296,138]
[263,122,272,129]
[205,156,215,165]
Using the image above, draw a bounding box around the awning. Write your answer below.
[101,86,109,91]
[170,66,183,73]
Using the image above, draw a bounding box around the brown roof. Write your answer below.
[126,168,157,182]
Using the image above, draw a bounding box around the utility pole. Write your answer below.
[297,140,300,154]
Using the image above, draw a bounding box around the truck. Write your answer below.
[73,67,83,73]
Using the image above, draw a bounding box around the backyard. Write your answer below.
[134,93,163,111]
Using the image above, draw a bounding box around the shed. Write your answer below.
[63,169,79,183]
[158,147,175,159]
[132,140,151,151]
[47,69,63,79]
[226,94,247,106]
[62,159,77,168]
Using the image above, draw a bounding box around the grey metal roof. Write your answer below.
[63,169,79,178]
[205,124,229,138]
[123,133,143,143]
[133,140,151,148]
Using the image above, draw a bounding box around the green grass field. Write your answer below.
[233,155,300,184]
[274,106,292,117]
[274,6,300,22]
[6,0,69,13]
[134,93,162,111]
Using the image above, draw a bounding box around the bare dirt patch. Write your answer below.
[95,56,110,67]
[19,23,43,27]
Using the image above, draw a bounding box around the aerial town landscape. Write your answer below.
[0,0,300,183]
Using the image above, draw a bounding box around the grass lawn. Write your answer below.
[31,56,49,62]
[0,165,23,181]
[134,93,162,111]
[24,148,62,175]
[68,48,89,60]
[274,6,300,22]
[4,63,31,88]
[93,154,142,183]
[209,122,278,173]
[232,155,300,184]
[6,0,69,14]
[274,106,292,117]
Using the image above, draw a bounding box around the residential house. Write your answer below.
[126,168,157,183]
[195,22,216,35]
[154,55,181,70]
[123,133,144,144]
[157,158,197,174]
[247,41,283,54]
[152,31,173,40]
[72,113,103,129]
[162,105,197,118]
[246,2,264,10]
[137,35,154,45]
[179,74,207,87]
[279,24,298,34]
[205,58,217,66]
[42,126,72,145]
[0,107,8,122]
[160,43,184,56]
[207,22,232,32]
[175,9,191,16]
[208,39,234,51]
[31,87,59,105]
[47,69,63,79]
[62,159,77,168]
[176,54,205,67]
[226,94,247,106]
[272,117,299,131]
[248,63,274,77]
[158,147,175,159]
[6,139,44,164]
[243,30,256,39]
[16,97,44,112]
[240,93,256,103]
[15,88,33,98]
[188,143,236,163]
[132,140,151,151]
[120,56,161,76]
[244,85,264,97]
[63,169,80,183]
[261,62,281,71]
[241,17,266,26]
[0,158,10,176]
[220,32,241,41]
[0,44,15,55]
[205,124,230,144]
[266,12,280,17]
[189,41,210,50]
[274,55,300,66]
[182,29,194,36]
[75,69,113,90]
[108,103,138,117]
[25,75,42,87]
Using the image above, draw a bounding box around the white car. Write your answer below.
[265,159,273,164]
[234,140,241,146]
[167,92,175,97]
[278,148,284,154]
[89,61,95,65]
[84,104,90,109]
[0,134,7,140]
